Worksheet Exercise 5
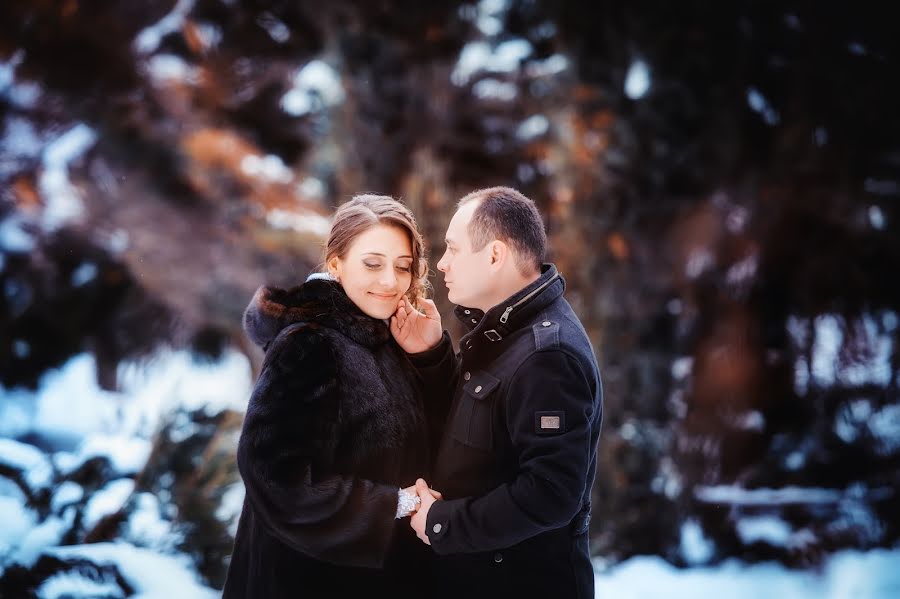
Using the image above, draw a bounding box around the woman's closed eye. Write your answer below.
[364,260,410,273]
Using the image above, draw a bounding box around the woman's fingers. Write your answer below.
[418,298,440,320]
[390,315,402,338]
[393,303,408,327]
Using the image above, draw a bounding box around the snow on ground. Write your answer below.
[2,324,897,596]
[12,510,75,568]
[215,482,246,537]
[679,519,715,566]
[0,437,53,492]
[125,492,180,551]
[44,543,219,599]
[695,484,842,505]
[0,348,252,448]
[0,495,36,559]
[54,434,152,477]
[0,346,253,585]
[82,479,135,531]
[594,549,900,599]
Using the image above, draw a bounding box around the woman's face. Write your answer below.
[328,224,413,319]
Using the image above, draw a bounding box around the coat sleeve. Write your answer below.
[407,331,459,450]
[425,350,596,554]
[237,324,399,568]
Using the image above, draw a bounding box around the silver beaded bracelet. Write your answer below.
[395,488,421,518]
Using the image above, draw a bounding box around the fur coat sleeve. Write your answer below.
[237,323,399,568]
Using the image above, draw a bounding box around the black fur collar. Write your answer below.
[243,279,391,349]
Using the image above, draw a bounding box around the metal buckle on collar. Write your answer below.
[483,329,502,341]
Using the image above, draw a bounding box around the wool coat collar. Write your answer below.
[243,279,391,350]
[453,263,565,340]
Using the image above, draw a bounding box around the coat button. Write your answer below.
[432,523,442,534]
[493,552,503,563]
[471,318,478,324]
[475,385,482,393]
[464,371,471,381]
[464,309,471,314]
[542,321,552,327]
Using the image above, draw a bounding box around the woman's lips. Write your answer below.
[369,292,397,300]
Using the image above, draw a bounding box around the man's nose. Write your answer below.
[437,253,448,272]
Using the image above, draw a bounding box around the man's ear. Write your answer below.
[489,240,508,268]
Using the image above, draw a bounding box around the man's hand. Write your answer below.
[391,297,443,354]
[410,478,441,545]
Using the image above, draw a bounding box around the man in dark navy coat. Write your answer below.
[390,186,603,598]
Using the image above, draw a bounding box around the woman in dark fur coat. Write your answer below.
[222,195,444,598]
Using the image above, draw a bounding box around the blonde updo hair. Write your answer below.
[324,194,430,306]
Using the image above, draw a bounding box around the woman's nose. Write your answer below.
[380,270,397,287]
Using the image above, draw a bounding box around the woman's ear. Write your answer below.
[327,256,341,282]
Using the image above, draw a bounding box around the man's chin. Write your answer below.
[447,291,470,307]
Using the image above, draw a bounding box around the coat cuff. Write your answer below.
[424,497,462,555]
[407,331,453,368]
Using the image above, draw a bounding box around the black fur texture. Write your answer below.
[223,278,434,598]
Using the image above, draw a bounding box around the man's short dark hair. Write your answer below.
[459,186,546,275]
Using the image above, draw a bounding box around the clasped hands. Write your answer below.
[401,478,442,545]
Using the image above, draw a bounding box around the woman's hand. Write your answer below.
[398,483,442,519]
[390,297,443,354]
[401,483,443,504]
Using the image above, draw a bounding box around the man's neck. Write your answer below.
[477,270,541,313]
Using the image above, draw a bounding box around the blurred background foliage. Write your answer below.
[1,0,898,593]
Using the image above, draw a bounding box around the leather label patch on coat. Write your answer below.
[535,411,566,434]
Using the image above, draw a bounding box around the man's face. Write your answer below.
[436,201,494,310]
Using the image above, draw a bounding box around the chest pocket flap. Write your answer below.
[452,371,501,450]
[463,371,501,399]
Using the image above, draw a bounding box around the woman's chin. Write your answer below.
[358,304,395,320]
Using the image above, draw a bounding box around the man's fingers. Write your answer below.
[415,478,430,499]
[430,489,443,500]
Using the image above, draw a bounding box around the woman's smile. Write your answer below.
[369,291,399,300]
